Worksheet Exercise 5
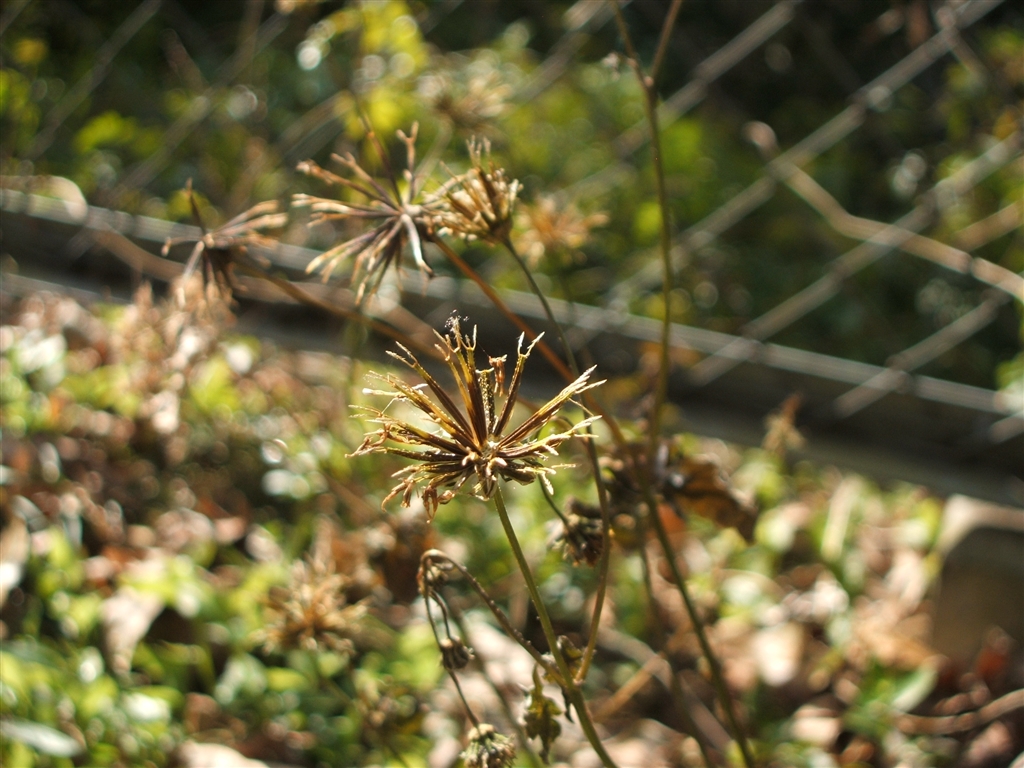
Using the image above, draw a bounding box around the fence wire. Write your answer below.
[1,0,1021,490]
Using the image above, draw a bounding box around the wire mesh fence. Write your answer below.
[1,0,1021,500]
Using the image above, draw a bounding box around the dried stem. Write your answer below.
[611,3,755,765]
[637,526,717,767]
[646,490,751,767]
[447,605,544,767]
[421,550,554,677]
[610,1,674,454]
[423,593,480,727]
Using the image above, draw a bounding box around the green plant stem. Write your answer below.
[500,237,614,685]
[492,487,620,768]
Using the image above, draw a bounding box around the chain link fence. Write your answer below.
[1,0,1021,502]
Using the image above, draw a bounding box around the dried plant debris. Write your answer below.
[603,439,759,542]
[522,667,562,763]
[2,289,1021,767]
[162,185,286,303]
[515,195,608,267]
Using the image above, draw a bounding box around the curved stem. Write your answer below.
[423,591,480,727]
[492,486,619,768]
[422,550,554,676]
[448,603,544,768]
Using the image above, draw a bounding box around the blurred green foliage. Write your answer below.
[0,0,1020,385]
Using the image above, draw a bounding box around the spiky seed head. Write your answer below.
[351,315,602,518]
[461,723,516,768]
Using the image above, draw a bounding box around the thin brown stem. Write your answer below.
[638,530,717,767]
[421,550,554,677]
[645,493,754,767]
[423,592,480,728]
[448,605,544,767]
[429,235,574,379]
[650,0,685,84]
[610,5,755,764]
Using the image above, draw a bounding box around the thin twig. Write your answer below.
[650,0,685,84]
[897,689,1024,736]
[610,5,755,763]
[448,605,544,767]
[420,550,553,676]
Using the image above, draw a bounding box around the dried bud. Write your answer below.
[418,551,453,594]
[461,723,516,768]
[438,636,473,671]
[550,499,604,567]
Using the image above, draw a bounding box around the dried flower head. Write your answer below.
[294,123,451,302]
[516,195,608,267]
[352,316,602,517]
[550,498,604,566]
[427,63,512,134]
[257,555,367,655]
[434,138,520,245]
[461,723,516,768]
[162,190,286,301]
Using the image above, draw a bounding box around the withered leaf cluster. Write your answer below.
[602,440,758,542]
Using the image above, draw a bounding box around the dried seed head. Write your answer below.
[461,723,516,768]
[351,315,602,518]
[438,636,473,671]
[294,123,450,302]
[550,498,604,567]
[418,550,453,593]
[434,138,520,245]
[425,60,511,134]
[256,556,367,655]
[162,193,285,304]
[515,195,608,267]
